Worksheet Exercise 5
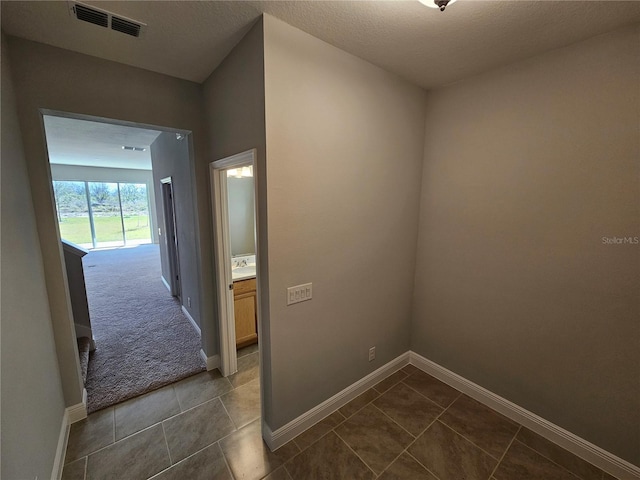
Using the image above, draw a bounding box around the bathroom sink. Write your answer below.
[232,265,256,280]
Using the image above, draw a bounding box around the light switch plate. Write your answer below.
[287,283,313,305]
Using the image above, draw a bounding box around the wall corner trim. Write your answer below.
[161,276,172,293]
[181,305,201,336]
[263,352,410,451]
[409,351,640,480]
[200,349,220,371]
[52,409,70,480]
[67,388,88,424]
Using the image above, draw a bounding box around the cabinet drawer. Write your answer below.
[233,278,256,296]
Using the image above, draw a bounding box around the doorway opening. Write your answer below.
[210,150,260,379]
[43,112,205,412]
[160,177,181,298]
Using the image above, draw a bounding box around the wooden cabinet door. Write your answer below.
[234,292,257,347]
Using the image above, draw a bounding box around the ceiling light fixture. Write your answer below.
[419,0,457,11]
[122,145,146,152]
[226,165,253,178]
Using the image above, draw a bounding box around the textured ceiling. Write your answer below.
[43,115,162,170]
[2,1,640,89]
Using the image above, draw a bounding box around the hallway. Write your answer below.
[83,244,204,412]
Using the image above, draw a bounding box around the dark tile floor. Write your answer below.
[62,353,617,480]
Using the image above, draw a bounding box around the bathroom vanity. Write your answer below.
[233,277,257,347]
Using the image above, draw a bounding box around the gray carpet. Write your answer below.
[83,244,205,413]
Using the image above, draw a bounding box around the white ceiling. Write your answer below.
[43,115,162,170]
[2,1,640,90]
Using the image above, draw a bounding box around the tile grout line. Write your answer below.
[80,421,166,460]
[173,385,184,413]
[488,424,521,479]
[73,360,258,478]
[218,440,237,480]
[333,429,379,478]
[321,389,401,472]
[403,371,591,479]
[373,446,409,479]
[371,369,438,480]
[162,394,230,424]
[435,417,509,464]
[399,379,458,411]
[147,440,230,480]
[405,449,444,480]
[399,392,452,454]
[515,432,607,480]
[369,402,417,440]
[514,438,589,480]
[339,390,382,420]
[290,412,347,456]
[209,416,262,446]
[372,371,409,395]
[423,391,530,463]
[218,395,240,431]
[174,373,235,412]
[160,422,173,465]
[283,462,295,480]
[397,397,453,480]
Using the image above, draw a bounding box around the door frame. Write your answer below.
[210,149,258,377]
[161,176,181,299]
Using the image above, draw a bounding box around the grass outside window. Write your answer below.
[59,215,151,245]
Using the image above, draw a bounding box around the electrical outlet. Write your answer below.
[187,297,191,308]
[287,283,313,305]
[368,346,376,362]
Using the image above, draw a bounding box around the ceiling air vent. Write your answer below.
[69,2,145,37]
[111,16,141,38]
[73,3,108,28]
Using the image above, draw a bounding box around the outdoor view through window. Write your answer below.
[53,180,152,249]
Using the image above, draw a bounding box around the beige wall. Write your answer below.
[6,36,215,403]
[150,131,201,322]
[263,15,427,429]
[202,17,269,417]
[411,24,640,464]
[1,34,67,480]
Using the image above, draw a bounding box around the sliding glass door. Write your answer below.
[89,182,124,247]
[53,181,92,247]
[121,183,151,245]
[52,180,152,249]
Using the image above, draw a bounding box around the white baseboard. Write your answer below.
[52,409,70,480]
[263,352,410,451]
[200,349,220,371]
[67,388,88,424]
[409,352,640,480]
[161,276,171,293]
[181,306,201,336]
[52,389,88,479]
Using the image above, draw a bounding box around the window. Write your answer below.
[52,180,152,248]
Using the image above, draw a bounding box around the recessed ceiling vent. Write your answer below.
[69,2,145,37]
[111,16,141,37]
[73,3,108,27]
